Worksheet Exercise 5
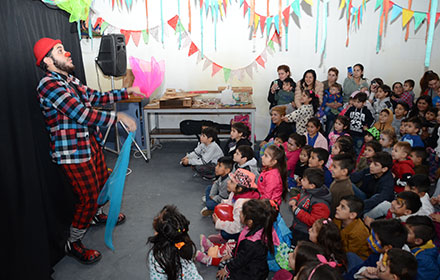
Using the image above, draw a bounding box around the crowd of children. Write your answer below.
[148,68,440,279]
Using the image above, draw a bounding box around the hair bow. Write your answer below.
[174,242,185,250]
[307,254,337,280]
[322,218,332,225]
[269,200,279,211]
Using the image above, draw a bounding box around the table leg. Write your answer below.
[144,111,151,159]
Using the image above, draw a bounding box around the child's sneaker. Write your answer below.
[195,250,212,266]
[200,207,214,216]
[208,233,226,244]
[201,195,206,203]
[200,234,214,252]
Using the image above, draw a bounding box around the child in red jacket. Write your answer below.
[391,141,415,193]
[258,144,288,205]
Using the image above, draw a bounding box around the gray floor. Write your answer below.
[52,141,291,279]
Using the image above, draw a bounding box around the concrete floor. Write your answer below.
[52,141,291,279]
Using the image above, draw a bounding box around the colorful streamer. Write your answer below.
[425,0,438,66]
[315,0,320,52]
[320,0,328,55]
[160,0,164,45]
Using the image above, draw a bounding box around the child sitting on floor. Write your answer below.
[401,116,424,147]
[201,156,233,216]
[223,122,251,157]
[232,145,259,177]
[211,169,260,243]
[328,115,350,149]
[373,108,394,133]
[181,127,224,179]
[391,141,415,193]
[404,174,435,216]
[392,102,409,139]
[147,205,203,280]
[290,145,313,191]
[329,154,355,217]
[258,144,288,205]
[309,147,332,188]
[356,140,382,172]
[405,215,440,280]
[305,117,328,150]
[289,168,331,245]
[379,129,397,154]
[284,133,306,187]
[334,195,371,260]
[216,199,279,280]
[410,147,429,176]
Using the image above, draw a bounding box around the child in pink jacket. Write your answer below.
[258,144,288,205]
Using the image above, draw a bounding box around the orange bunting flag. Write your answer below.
[437,12,440,23]
[188,42,198,56]
[405,0,412,41]
[212,63,222,76]
[168,15,179,30]
[256,56,265,68]
[283,6,291,26]
[131,31,141,46]
[120,29,131,45]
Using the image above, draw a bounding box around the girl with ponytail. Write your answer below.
[147,205,202,280]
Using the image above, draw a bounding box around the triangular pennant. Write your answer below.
[272,32,281,45]
[167,15,179,30]
[243,1,249,17]
[142,30,149,44]
[437,12,440,24]
[268,40,275,51]
[255,56,265,68]
[150,26,160,42]
[283,6,291,26]
[100,21,109,34]
[413,11,427,30]
[304,0,313,5]
[212,63,222,76]
[375,0,383,10]
[182,33,191,48]
[383,0,391,19]
[266,17,273,35]
[120,29,131,45]
[202,58,211,71]
[131,31,141,46]
[260,16,266,34]
[188,42,198,56]
[261,49,267,61]
[223,68,231,82]
[339,0,346,10]
[389,4,402,22]
[292,0,301,18]
[196,51,203,64]
[267,45,275,55]
[402,8,414,27]
[274,15,280,34]
[245,64,253,79]
[254,15,259,30]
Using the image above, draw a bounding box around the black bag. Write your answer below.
[179,120,230,136]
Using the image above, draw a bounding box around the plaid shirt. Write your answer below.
[36,71,128,164]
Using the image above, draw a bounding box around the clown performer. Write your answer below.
[34,38,142,264]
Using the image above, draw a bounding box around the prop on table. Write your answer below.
[214,203,234,222]
[97,131,135,251]
[129,56,165,98]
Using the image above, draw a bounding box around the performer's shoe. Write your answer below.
[90,213,126,226]
[65,240,102,265]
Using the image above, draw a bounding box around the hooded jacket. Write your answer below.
[373,96,393,121]
[290,186,331,234]
[350,169,395,213]
[373,108,395,133]
[392,158,415,193]
[411,240,440,280]
[233,158,260,179]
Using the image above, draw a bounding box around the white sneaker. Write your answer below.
[201,195,206,202]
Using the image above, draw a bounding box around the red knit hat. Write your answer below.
[33,38,62,66]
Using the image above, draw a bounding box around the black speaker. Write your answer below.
[96,34,127,77]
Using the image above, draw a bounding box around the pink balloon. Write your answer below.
[214,203,234,222]
[129,56,165,98]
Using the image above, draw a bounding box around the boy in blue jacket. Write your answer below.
[350,152,395,214]
[406,215,440,280]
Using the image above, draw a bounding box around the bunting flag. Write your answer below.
[168,15,179,30]
[212,62,222,76]
[402,8,414,27]
[413,12,426,30]
[188,42,198,56]
[120,29,131,45]
[223,68,231,82]
[389,5,402,22]
[131,31,141,46]
[292,0,301,18]
[255,55,265,68]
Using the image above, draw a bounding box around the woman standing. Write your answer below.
[342,63,369,103]
[267,65,295,109]
[294,69,324,108]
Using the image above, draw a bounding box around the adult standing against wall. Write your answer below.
[267,65,295,109]
[342,63,369,103]
[420,70,440,99]
[294,69,324,108]
[34,38,141,264]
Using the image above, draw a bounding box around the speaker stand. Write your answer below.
[102,76,149,163]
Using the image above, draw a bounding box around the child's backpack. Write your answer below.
[268,213,292,271]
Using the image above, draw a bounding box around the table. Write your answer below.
[143,105,256,159]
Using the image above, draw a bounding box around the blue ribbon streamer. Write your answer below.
[320,1,328,55]
[200,6,204,58]
[425,0,438,67]
[376,5,383,53]
[97,131,135,251]
[178,0,181,49]
[77,20,81,41]
[315,0,320,53]
[266,17,273,37]
[160,0,164,44]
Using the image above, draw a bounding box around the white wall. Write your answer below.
[81,0,440,140]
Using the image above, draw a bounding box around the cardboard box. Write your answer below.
[159,97,192,108]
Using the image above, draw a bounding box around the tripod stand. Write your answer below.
[101,76,149,163]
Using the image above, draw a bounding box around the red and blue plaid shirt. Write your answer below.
[36,71,128,164]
